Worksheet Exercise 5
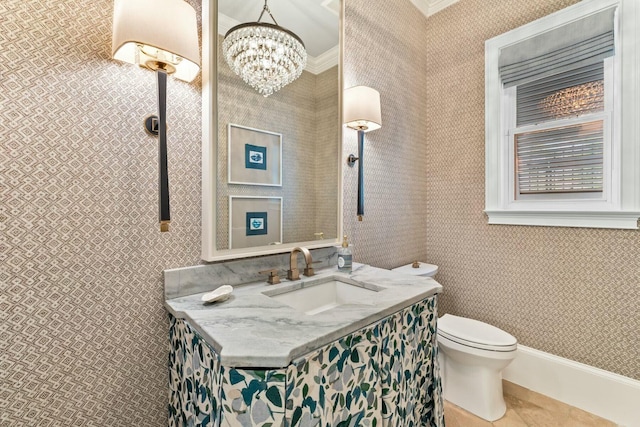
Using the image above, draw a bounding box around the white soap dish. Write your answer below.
[201,285,233,304]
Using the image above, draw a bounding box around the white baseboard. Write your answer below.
[502,345,640,427]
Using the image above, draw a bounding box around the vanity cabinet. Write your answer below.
[168,296,444,427]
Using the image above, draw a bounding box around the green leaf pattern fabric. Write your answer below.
[220,368,286,426]
[168,296,444,427]
[169,315,222,427]
[285,323,381,426]
[379,297,444,426]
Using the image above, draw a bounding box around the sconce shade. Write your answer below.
[112,0,200,82]
[344,86,382,132]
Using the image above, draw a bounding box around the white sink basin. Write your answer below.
[264,276,382,315]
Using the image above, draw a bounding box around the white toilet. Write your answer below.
[391,262,518,422]
[437,314,517,421]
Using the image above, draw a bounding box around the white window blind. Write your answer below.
[515,121,604,194]
[512,61,608,196]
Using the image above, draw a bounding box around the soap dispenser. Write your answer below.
[337,235,352,273]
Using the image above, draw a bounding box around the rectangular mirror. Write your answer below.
[202,0,343,261]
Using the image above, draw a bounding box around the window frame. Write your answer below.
[485,0,640,229]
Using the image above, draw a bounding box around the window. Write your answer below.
[509,62,611,201]
[485,0,640,229]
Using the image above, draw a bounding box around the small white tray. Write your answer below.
[201,285,233,304]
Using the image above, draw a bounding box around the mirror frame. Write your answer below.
[201,0,344,261]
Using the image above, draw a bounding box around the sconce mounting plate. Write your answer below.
[144,115,159,136]
[144,115,170,137]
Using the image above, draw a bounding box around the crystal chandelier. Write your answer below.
[222,0,307,97]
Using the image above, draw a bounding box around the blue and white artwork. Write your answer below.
[246,212,268,236]
[245,144,267,170]
[229,124,281,186]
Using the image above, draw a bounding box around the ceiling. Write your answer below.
[218,0,340,58]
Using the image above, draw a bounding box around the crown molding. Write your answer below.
[305,45,339,75]
[409,0,430,16]
[410,0,460,17]
[428,0,460,16]
[321,0,340,17]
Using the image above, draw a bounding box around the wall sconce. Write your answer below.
[112,0,200,232]
[344,86,382,221]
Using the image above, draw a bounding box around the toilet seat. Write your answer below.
[438,314,517,352]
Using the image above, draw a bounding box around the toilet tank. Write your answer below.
[391,262,438,277]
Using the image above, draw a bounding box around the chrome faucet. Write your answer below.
[287,247,314,280]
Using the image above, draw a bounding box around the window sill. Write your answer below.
[485,210,640,229]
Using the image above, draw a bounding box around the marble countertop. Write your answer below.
[165,264,442,368]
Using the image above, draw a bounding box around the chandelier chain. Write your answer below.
[257,0,279,26]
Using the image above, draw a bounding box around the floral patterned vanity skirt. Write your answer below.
[168,296,444,427]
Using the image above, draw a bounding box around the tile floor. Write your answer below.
[443,380,617,427]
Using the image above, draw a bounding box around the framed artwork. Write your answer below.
[229,196,283,249]
[228,124,282,186]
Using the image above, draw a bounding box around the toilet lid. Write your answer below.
[438,314,517,351]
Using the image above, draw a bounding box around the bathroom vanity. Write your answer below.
[164,257,444,427]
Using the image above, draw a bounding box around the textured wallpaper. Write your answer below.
[423,0,640,380]
[1,0,203,425]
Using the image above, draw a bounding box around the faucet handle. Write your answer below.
[259,269,281,285]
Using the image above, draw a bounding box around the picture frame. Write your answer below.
[228,123,282,186]
[229,196,283,249]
